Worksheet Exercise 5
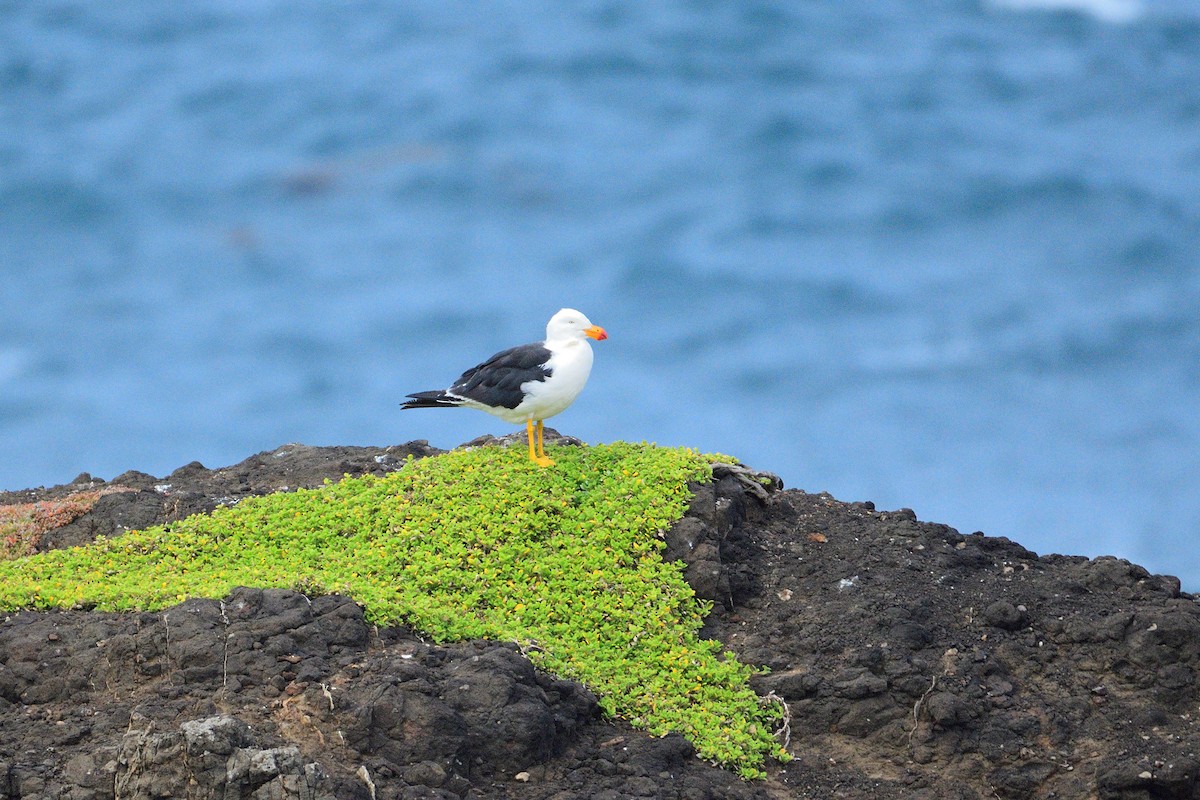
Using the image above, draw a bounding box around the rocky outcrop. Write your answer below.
[1,439,1197,799]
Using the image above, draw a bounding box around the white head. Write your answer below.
[546,308,608,344]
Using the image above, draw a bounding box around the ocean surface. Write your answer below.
[2,1,1198,589]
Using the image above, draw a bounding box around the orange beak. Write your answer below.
[585,325,608,341]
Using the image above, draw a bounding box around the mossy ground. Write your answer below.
[0,442,788,777]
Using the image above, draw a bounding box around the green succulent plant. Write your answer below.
[0,442,789,777]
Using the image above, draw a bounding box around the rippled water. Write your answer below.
[2,1,1198,587]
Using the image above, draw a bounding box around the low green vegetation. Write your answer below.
[0,442,788,777]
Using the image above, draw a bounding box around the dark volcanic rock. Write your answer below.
[698,489,1200,798]
[2,440,1199,799]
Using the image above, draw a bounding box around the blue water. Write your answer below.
[2,1,1198,588]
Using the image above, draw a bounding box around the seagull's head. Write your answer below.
[547,308,608,343]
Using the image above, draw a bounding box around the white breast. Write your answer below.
[511,338,594,422]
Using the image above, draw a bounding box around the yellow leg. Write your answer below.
[527,419,554,467]
[536,420,554,465]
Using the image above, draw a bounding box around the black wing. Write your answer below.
[400,390,459,410]
[449,342,552,409]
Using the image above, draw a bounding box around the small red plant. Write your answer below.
[0,487,137,560]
